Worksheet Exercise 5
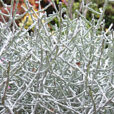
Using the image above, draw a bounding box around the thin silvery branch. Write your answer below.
[0,0,113,114]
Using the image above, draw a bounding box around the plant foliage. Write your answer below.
[0,0,114,114]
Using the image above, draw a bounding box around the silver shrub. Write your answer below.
[0,0,114,114]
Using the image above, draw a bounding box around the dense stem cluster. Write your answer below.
[0,0,114,114]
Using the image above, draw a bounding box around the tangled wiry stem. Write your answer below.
[0,0,113,114]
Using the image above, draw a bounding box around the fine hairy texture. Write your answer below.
[0,0,114,114]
